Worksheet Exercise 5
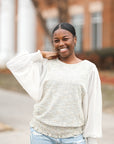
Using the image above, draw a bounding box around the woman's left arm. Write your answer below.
[83,65,102,144]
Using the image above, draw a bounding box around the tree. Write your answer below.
[32,0,69,43]
[56,0,69,23]
[32,0,51,41]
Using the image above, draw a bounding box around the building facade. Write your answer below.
[37,0,114,52]
[0,0,114,68]
[0,0,36,68]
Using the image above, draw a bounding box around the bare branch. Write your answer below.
[32,0,52,42]
[32,0,39,8]
[32,0,70,47]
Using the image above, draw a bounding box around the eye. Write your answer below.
[54,39,59,43]
[63,38,68,41]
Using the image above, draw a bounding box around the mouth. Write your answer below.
[58,48,68,53]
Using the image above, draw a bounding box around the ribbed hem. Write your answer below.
[30,120,83,138]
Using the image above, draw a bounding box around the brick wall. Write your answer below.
[36,0,114,51]
[103,0,114,48]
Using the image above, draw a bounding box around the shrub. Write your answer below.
[76,47,114,70]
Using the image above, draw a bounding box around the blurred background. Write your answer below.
[0,0,114,144]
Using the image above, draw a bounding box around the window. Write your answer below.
[44,18,58,51]
[91,12,102,50]
[71,14,84,53]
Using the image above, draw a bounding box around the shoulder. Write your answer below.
[84,60,100,81]
[80,60,99,76]
[84,60,97,70]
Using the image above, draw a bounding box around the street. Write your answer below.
[0,88,114,144]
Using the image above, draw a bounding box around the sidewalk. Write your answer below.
[0,88,34,144]
[0,88,114,144]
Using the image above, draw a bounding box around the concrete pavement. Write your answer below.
[0,88,114,144]
[0,88,34,144]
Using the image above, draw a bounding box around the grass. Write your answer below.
[0,72,114,113]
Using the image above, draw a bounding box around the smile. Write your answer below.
[59,48,68,53]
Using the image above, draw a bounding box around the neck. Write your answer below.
[59,53,79,64]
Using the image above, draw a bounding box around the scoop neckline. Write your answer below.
[56,58,87,66]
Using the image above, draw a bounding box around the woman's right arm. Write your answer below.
[6,50,47,101]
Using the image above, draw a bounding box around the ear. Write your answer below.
[74,36,77,45]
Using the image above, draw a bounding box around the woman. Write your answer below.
[7,23,102,144]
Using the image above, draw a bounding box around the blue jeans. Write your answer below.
[30,128,86,144]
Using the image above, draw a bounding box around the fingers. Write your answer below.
[47,55,58,60]
[41,51,58,59]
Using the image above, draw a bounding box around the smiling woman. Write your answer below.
[53,28,76,60]
[42,23,82,64]
[7,22,102,144]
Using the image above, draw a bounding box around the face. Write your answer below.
[52,28,76,59]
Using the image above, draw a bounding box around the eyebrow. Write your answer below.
[53,35,70,39]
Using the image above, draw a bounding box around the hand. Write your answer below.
[41,51,58,60]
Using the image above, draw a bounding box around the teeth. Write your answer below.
[60,48,68,52]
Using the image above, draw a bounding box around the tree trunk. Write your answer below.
[56,0,69,23]
[32,0,69,45]
[32,0,52,42]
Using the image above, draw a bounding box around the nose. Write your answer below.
[59,40,64,47]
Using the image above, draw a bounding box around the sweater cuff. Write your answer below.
[31,50,43,62]
[87,138,98,144]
